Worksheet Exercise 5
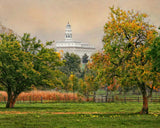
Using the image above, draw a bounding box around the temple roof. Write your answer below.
[66,22,71,29]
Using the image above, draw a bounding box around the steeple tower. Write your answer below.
[65,22,72,41]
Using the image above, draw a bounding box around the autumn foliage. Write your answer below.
[90,7,160,114]
[0,91,85,102]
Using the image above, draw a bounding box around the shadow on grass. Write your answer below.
[79,112,139,116]
[0,106,56,111]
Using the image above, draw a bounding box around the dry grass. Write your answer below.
[0,90,85,102]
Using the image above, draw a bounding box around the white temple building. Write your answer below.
[55,22,96,59]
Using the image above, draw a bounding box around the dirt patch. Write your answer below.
[0,111,159,115]
[0,111,119,114]
[0,111,136,114]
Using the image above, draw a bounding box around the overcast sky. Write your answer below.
[0,0,160,50]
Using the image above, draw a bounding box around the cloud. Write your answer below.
[118,0,160,26]
[0,0,159,49]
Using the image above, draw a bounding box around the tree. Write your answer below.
[20,33,63,89]
[149,36,160,73]
[54,72,71,92]
[59,52,81,77]
[0,34,37,108]
[89,52,113,86]
[82,53,89,63]
[0,33,63,108]
[84,68,99,102]
[68,74,79,92]
[92,7,159,114]
[78,79,87,95]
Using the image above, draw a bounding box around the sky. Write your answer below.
[0,0,160,50]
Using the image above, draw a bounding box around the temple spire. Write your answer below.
[65,22,72,41]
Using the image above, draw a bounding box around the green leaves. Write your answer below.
[90,7,160,99]
[20,33,42,54]
[0,34,36,90]
[0,33,64,107]
[82,53,89,64]
[45,41,53,46]
[149,36,160,72]
[59,52,81,77]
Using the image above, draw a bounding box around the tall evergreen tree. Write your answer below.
[59,52,81,77]
[82,53,89,63]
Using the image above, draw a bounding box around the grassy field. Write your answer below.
[0,102,159,128]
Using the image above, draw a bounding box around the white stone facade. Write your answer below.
[55,22,96,59]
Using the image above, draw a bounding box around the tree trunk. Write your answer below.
[6,89,18,108]
[140,95,148,114]
[93,91,96,102]
[105,88,108,102]
[138,82,149,114]
[86,93,89,102]
[6,95,17,108]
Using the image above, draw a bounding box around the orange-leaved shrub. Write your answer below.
[0,90,85,102]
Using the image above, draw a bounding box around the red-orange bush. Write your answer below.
[0,90,85,102]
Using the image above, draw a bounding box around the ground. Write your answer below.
[0,102,159,128]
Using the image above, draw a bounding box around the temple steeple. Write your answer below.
[65,22,72,41]
[55,22,96,60]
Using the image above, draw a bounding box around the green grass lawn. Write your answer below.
[0,102,159,128]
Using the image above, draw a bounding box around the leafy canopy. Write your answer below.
[59,52,81,77]
[0,33,63,108]
[149,36,160,73]
[91,7,159,103]
[90,7,160,114]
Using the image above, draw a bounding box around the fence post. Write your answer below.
[4,96,6,103]
[105,88,108,103]
[108,97,110,103]
[112,96,114,102]
[101,96,103,103]
[52,96,54,103]
[98,96,99,102]
[105,96,108,103]
[138,96,139,102]
[73,92,75,102]
[29,96,31,103]
[124,96,126,103]
[36,97,37,103]
[93,92,96,102]
[63,94,65,103]
[41,96,43,103]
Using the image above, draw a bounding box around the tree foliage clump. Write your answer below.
[149,36,160,73]
[59,52,81,77]
[0,33,63,108]
[82,53,89,64]
[91,7,160,114]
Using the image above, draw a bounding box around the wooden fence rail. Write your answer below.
[94,96,160,103]
[0,95,159,103]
